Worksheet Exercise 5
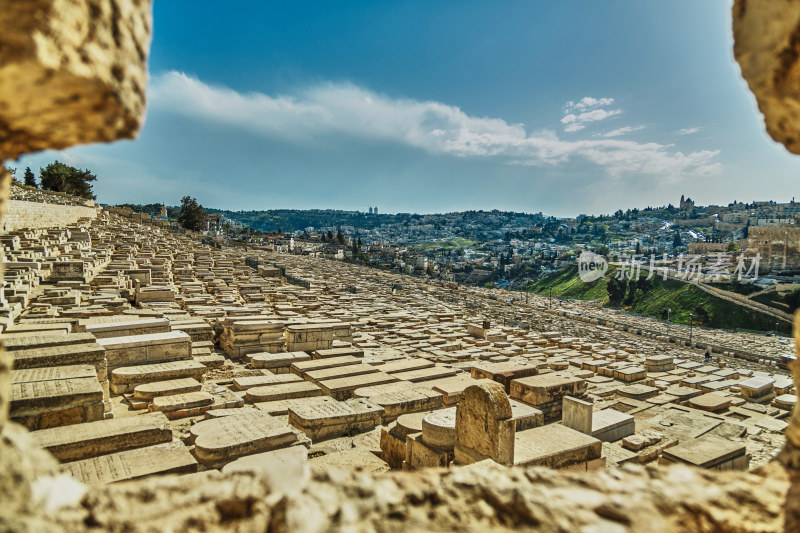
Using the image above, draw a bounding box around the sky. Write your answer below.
[15,1,800,217]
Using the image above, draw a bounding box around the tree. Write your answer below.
[39,161,97,199]
[23,167,37,188]
[336,228,345,245]
[726,241,740,253]
[177,196,206,231]
[672,231,683,248]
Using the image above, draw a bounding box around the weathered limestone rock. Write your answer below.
[0,0,153,159]
[454,382,515,466]
[733,0,800,154]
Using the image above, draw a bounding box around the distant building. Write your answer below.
[679,195,695,210]
[746,225,800,271]
[159,205,167,219]
[205,212,222,233]
[369,207,373,214]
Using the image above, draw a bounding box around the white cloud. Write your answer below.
[149,72,720,180]
[680,127,700,135]
[596,125,645,138]
[565,97,615,111]
[560,98,621,132]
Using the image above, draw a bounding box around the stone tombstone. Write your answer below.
[562,396,593,435]
[454,381,515,466]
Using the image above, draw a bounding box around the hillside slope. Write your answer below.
[529,265,787,332]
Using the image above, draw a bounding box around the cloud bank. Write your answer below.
[149,71,720,179]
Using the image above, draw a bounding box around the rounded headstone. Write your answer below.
[396,411,430,438]
[422,407,457,449]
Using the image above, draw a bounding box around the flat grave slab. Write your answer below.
[13,364,96,384]
[133,377,202,400]
[245,381,323,403]
[291,355,360,375]
[313,347,364,359]
[308,447,390,475]
[617,384,659,400]
[150,391,214,418]
[288,398,384,441]
[11,376,104,429]
[191,410,303,464]
[11,342,106,374]
[250,351,311,372]
[661,434,747,469]
[378,358,435,374]
[84,317,170,338]
[367,388,444,420]
[110,360,207,394]
[510,399,545,431]
[222,445,308,475]
[664,386,703,401]
[514,424,602,469]
[3,332,96,352]
[64,440,197,484]
[232,373,303,390]
[689,393,732,412]
[254,396,337,416]
[98,331,192,369]
[318,371,399,400]
[32,411,172,461]
[390,366,458,383]
[470,362,540,392]
[304,363,380,384]
[432,377,494,405]
[591,409,635,442]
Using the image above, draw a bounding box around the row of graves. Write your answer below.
[0,211,794,487]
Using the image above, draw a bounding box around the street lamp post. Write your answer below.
[549,288,552,310]
[666,308,672,336]
[689,312,694,346]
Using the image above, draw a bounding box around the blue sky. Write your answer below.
[17,1,800,216]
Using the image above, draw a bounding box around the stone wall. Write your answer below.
[746,226,800,271]
[1,199,98,232]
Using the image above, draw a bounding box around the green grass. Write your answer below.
[750,291,791,312]
[527,264,610,301]
[529,265,789,333]
[408,237,476,253]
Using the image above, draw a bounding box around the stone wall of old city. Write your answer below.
[746,226,800,271]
